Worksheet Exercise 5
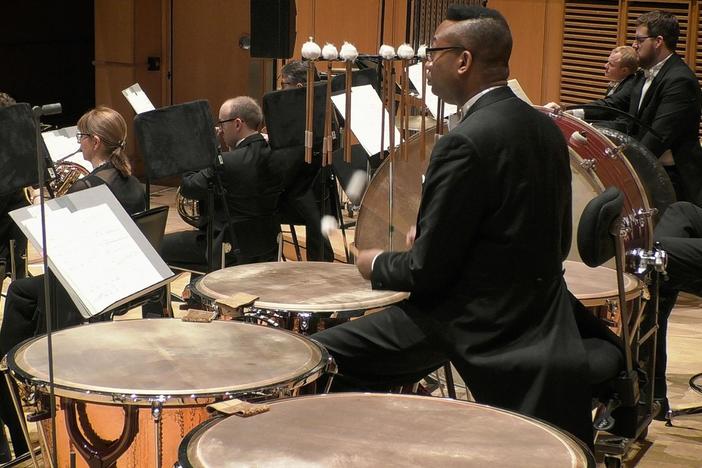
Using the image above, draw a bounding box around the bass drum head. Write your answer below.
[569,147,605,265]
[593,125,676,220]
[355,126,434,251]
[537,107,653,258]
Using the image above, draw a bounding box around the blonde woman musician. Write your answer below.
[0,106,145,462]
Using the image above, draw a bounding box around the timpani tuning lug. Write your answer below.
[627,247,668,276]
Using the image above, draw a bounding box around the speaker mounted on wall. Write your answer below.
[250,0,297,59]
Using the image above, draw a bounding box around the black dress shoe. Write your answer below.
[653,397,670,421]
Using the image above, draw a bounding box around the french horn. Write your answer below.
[24,161,90,204]
[176,188,206,228]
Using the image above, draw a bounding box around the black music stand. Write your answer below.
[134,100,231,272]
[263,83,341,261]
[0,103,51,196]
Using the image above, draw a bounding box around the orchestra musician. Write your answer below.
[551,11,702,205]
[0,92,29,292]
[604,46,638,98]
[0,91,29,464]
[0,106,145,461]
[159,96,281,273]
[647,201,702,419]
[313,5,595,447]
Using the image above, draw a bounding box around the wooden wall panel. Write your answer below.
[95,0,135,63]
[491,0,548,103]
[172,0,253,109]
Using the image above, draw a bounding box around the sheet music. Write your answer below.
[122,83,156,114]
[11,185,173,317]
[41,126,89,169]
[408,63,458,119]
[331,85,401,156]
[507,79,533,105]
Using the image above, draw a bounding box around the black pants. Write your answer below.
[279,192,334,262]
[649,201,702,401]
[0,274,82,458]
[312,300,595,448]
[313,303,448,389]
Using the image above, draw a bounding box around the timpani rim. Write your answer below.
[6,319,333,406]
[178,393,595,468]
[194,262,409,312]
[564,260,642,305]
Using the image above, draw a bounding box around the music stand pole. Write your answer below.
[32,103,61,468]
[206,181,215,272]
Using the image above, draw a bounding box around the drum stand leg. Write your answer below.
[442,362,457,400]
[2,373,40,468]
[152,402,163,468]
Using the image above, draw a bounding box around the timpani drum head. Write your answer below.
[179,393,594,467]
[7,319,329,404]
[194,262,408,312]
[563,260,641,306]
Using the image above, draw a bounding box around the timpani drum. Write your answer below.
[177,393,595,467]
[563,260,643,334]
[192,262,409,334]
[5,319,332,468]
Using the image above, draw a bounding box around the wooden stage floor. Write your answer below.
[1,186,701,467]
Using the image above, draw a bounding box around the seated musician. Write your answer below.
[275,60,335,262]
[604,46,638,98]
[312,5,595,448]
[0,106,145,461]
[160,96,281,272]
[0,92,29,292]
[645,201,702,419]
[549,11,702,205]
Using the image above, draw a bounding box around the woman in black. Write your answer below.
[0,106,145,461]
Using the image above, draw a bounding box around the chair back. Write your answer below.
[132,205,169,253]
[577,187,624,268]
[228,215,281,264]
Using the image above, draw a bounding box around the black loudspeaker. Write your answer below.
[250,0,296,59]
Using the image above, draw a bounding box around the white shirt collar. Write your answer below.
[460,85,506,116]
[644,53,673,79]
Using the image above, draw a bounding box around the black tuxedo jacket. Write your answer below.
[372,87,592,443]
[181,133,281,258]
[68,162,146,215]
[181,133,281,225]
[605,73,636,97]
[588,54,702,204]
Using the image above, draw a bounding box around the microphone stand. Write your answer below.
[32,102,62,468]
[205,151,237,272]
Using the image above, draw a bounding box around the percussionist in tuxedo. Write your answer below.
[312,5,595,447]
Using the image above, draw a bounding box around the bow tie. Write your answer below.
[643,68,654,80]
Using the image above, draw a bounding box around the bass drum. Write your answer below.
[356,110,653,268]
[593,124,676,220]
[537,107,654,263]
[355,127,434,251]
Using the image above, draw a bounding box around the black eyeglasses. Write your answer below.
[76,132,91,143]
[633,35,656,43]
[425,46,465,61]
[215,117,238,128]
